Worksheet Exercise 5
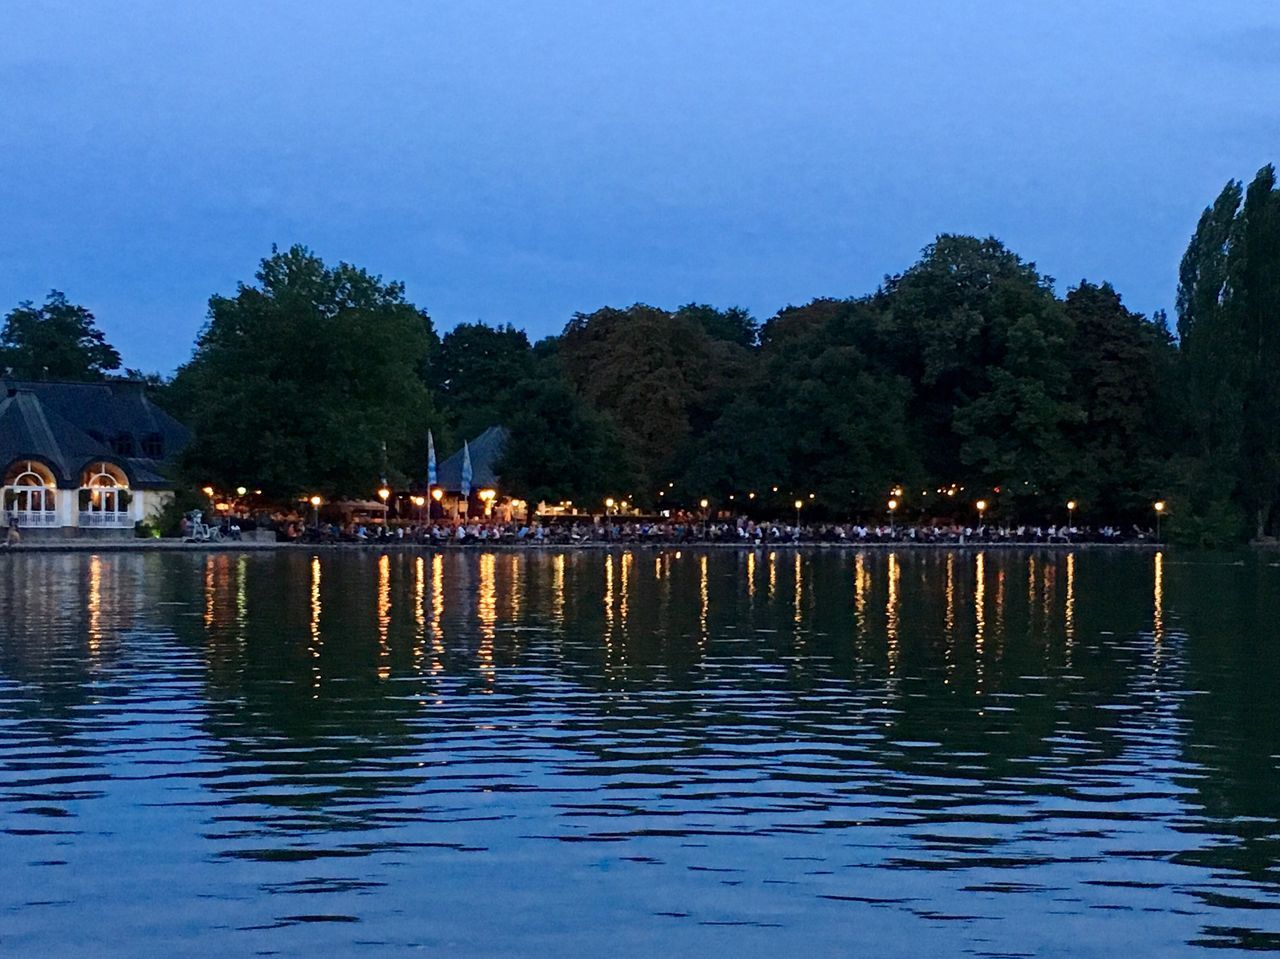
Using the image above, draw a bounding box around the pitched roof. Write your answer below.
[0,380,188,488]
[435,426,508,492]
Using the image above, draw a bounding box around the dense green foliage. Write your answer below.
[1177,165,1280,541]
[8,164,1279,539]
[166,246,441,496]
[0,291,122,380]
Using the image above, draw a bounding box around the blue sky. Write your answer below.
[2,1,1277,373]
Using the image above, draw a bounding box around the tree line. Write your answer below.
[3,165,1278,543]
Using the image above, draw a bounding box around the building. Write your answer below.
[433,426,526,521]
[0,379,189,538]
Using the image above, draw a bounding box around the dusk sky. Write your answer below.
[3,1,1278,374]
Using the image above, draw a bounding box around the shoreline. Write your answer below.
[0,539,1165,554]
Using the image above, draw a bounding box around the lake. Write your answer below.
[1,548,1279,957]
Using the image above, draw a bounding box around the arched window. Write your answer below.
[80,462,131,520]
[3,460,58,525]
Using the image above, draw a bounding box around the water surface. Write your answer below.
[2,548,1279,957]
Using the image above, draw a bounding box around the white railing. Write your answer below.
[5,510,60,527]
[79,511,133,528]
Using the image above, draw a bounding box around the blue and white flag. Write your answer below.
[427,430,437,487]
[461,440,473,499]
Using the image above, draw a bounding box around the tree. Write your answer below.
[1063,281,1178,518]
[433,322,534,442]
[685,298,921,515]
[169,245,441,496]
[495,359,632,508]
[556,304,753,499]
[877,235,1082,514]
[0,291,122,380]
[1176,165,1280,539]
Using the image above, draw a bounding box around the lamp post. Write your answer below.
[309,494,322,529]
[1154,500,1166,542]
[604,497,615,516]
[887,498,898,532]
[976,499,987,524]
[794,498,803,532]
[431,486,444,521]
[1067,500,1077,540]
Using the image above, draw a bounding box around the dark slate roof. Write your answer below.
[0,380,189,489]
[436,426,508,492]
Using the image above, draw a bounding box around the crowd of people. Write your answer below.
[259,515,1159,546]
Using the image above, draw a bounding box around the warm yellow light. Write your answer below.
[1067,500,1077,511]
[215,502,230,512]
[412,495,425,506]
[699,498,709,509]
[794,499,803,510]
[748,492,756,499]
[377,486,391,501]
[888,498,898,511]
[892,486,903,497]
[202,486,214,497]
[1154,500,1166,513]
[605,497,615,509]
[479,488,496,502]
[976,499,988,512]
[309,495,322,508]
[236,486,247,496]
[431,488,444,502]
[772,486,779,493]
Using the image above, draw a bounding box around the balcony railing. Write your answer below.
[5,510,60,527]
[79,510,133,528]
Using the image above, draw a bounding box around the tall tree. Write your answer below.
[1063,281,1177,517]
[877,235,1082,513]
[1177,166,1280,539]
[1234,166,1280,537]
[686,298,921,514]
[169,245,440,496]
[0,291,122,380]
[433,322,534,442]
[556,304,752,498]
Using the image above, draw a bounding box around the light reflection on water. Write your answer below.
[2,548,1280,957]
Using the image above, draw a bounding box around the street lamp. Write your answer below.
[1154,500,1166,542]
[794,498,803,529]
[976,499,988,521]
[605,497,615,514]
[236,486,247,497]
[309,494,322,528]
[1067,500,1077,538]
[887,497,898,531]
